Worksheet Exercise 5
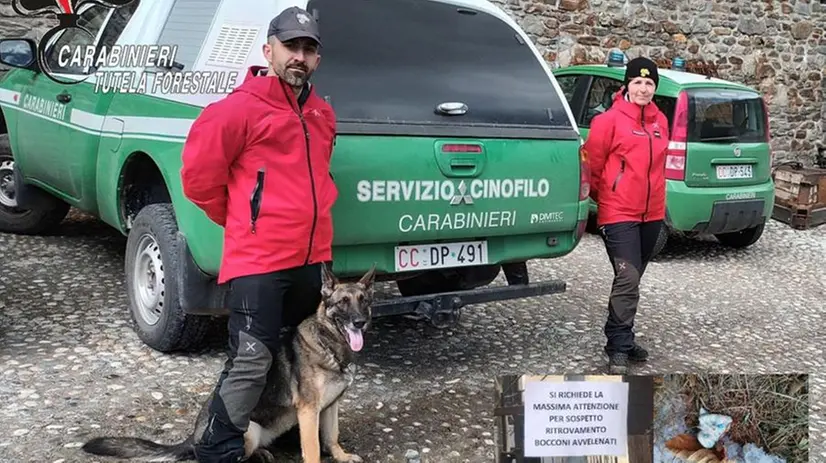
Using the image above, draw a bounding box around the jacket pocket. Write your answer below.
[611,159,625,192]
[250,167,266,234]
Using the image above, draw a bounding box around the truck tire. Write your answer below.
[0,151,70,235]
[714,223,765,249]
[125,203,210,352]
[396,264,501,297]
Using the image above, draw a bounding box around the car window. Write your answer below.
[555,75,578,106]
[580,76,678,133]
[306,0,574,131]
[686,89,767,143]
[581,76,623,127]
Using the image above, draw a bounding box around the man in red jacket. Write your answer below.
[179,7,338,462]
[583,57,670,374]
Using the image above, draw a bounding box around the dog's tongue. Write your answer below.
[345,327,364,352]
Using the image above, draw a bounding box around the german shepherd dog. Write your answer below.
[82,263,375,463]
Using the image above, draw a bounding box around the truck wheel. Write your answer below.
[649,224,669,259]
[714,223,765,249]
[396,264,501,297]
[125,203,210,352]
[0,152,69,235]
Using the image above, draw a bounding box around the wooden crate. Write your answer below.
[773,164,826,207]
[772,164,826,229]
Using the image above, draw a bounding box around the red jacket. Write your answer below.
[181,66,338,284]
[585,91,669,226]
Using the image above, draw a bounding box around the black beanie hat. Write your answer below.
[624,57,659,88]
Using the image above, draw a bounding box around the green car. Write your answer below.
[0,0,590,352]
[553,55,774,257]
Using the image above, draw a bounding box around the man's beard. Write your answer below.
[276,63,312,88]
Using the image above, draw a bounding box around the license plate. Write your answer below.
[716,164,753,179]
[394,240,488,272]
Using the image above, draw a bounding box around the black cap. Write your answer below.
[624,57,659,88]
[268,6,321,46]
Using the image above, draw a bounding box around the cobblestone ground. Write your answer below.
[0,210,823,463]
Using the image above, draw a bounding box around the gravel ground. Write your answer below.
[0,210,823,463]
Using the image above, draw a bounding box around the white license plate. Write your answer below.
[394,240,488,272]
[716,164,753,179]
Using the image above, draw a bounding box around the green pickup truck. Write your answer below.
[0,0,590,352]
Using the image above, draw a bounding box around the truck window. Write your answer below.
[97,1,140,53]
[43,4,111,75]
[43,2,139,75]
[686,89,767,144]
[157,0,223,71]
[306,0,574,134]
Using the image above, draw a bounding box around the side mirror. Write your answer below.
[0,38,39,72]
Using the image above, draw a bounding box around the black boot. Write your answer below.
[628,343,648,362]
[193,413,247,463]
[608,352,628,374]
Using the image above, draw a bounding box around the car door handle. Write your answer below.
[56,92,71,104]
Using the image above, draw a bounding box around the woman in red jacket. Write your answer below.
[583,57,670,374]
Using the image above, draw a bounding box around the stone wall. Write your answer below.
[2,1,825,164]
[492,0,826,166]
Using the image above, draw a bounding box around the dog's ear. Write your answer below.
[358,263,377,289]
[321,261,338,299]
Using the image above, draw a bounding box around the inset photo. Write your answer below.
[493,374,656,463]
[654,374,809,463]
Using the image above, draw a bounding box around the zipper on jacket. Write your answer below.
[612,159,625,192]
[250,168,265,234]
[281,82,319,265]
[300,111,318,265]
[641,106,652,222]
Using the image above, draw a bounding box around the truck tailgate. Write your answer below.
[330,136,582,246]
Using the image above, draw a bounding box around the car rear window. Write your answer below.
[686,89,767,143]
[306,0,574,135]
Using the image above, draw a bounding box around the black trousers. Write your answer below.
[599,221,663,356]
[193,263,323,463]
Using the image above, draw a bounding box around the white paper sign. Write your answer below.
[523,380,629,457]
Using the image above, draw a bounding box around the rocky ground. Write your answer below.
[0,211,823,463]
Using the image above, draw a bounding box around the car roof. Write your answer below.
[554,64,759,95]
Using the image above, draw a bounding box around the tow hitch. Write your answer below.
[371,279,567,328]
[412,295,465,328]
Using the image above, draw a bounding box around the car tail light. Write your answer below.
[579,143,590,201]
[666,90,689,181]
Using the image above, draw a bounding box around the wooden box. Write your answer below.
[772,164,826,229]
